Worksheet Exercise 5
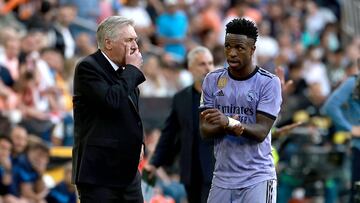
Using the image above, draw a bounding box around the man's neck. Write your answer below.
[194,81,202,93]
[229,64,255,80]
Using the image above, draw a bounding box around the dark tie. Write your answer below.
[116,68,139,109]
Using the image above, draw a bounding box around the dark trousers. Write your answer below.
[77,171,143,203]
[351,147,360,203]
[185,181,211,203]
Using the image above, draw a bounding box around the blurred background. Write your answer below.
[0,0,359,202]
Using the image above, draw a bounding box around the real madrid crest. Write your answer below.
[217,77,227,89]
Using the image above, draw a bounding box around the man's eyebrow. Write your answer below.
[124,37,138,41]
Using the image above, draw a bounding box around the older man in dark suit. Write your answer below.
[72,16,145,203]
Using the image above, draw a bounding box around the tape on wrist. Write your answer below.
[227,117,241,127]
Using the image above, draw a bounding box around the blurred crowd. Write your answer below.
[0,0,359,202]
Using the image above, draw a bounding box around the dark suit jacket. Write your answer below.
[150,86,214,185]
[72,50,145,187]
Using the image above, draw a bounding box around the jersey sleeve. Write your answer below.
[199,73,215,111]
[257,77,282,120]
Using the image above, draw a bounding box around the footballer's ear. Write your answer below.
[251,45,256,55]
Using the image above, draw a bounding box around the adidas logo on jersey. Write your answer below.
[216,90,224,96]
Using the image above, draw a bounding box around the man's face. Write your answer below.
[189,52,215,83]
[28,149,49,172]
[58,6,77,26]
[11,127,28,154]
[5,40,20,58]
[105,24,139,67]
[224,34,255,71]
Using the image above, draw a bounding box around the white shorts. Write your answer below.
[207,179,277,203]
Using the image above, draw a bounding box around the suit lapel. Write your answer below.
[93,50,119,81]
[128,88,139,114]
[92,50,140,114]
[183,87,193,132]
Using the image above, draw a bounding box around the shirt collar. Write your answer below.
[101,51,120,71]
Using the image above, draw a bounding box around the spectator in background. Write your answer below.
[255,20,279,71]
[325,48,347,89]
[9,126,28,165]
[46,162,77,203]
[40,48,74,146]
[303,45,331,97]
[0,135,13,201]
[48,4,77,59]
[26,0,56,32]
[74,33,97,60]
[156,0,188,62]
[304,0,336,47]
[118,0,154,37]
[40,48,72,112]
[0,27,18,57]
[0,135,28,203]
[11,141,50,203]
[59,0,99,37]
[0,67,17,112]
[145,46,216,203]
[218,0,262,44]
[322,58,360,203]
[15,70,55,141]
[0,37,21,82]
[345,60,360,77]
[139,54,172,97]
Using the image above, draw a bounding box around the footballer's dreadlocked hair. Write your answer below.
[225,18,258,43]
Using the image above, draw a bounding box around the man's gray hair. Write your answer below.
[187,46,212,66]
[96,16,134,50]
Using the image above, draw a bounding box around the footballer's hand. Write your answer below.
[228,124,245,137]
[201,108,228,128]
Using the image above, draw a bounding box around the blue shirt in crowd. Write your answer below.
[322,75,360,150]
[10,154,40,197]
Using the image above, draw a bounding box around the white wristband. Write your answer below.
[227,117,241,127]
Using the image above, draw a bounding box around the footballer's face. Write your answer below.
[224,33,255,71]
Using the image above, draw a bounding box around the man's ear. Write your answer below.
[105,39,112,50]
[251,45,256,55]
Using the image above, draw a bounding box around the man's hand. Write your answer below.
[139,144,144,162]
[273,122,303,138]
[352,126,360,137]
[143,164,157,186]
[201,108,228,128]
[275,66,293,94]
[0,156,12,171]
[223,114,245,136]
[125,45,143,69]
[228,124,245,136]
[143,164,157,178]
